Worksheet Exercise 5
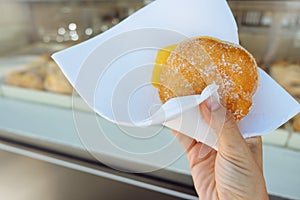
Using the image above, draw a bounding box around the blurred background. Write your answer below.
[0,0,149,56]
[0,0,299,200]
[0,0,300,63]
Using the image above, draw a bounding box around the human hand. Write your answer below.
[172,96,268,200]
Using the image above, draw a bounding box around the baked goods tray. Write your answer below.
[0,55,91,112]
[0,81,92,112]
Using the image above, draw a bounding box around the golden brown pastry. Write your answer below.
[5,66,45,90]
[293,114,300,133]
[5,56,73,95]
[270,62,300,102]
[154,36,259,121]
[43,61,73,94]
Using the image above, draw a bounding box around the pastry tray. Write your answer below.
[0,55,92,112]
[0,81,92,112]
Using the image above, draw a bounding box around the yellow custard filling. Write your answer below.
[151,44,177,88]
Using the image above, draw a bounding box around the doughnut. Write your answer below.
[152,36,259,121]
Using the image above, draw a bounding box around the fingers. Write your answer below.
[174,94,263,170]
[200,96,264,171]
[172,129,215,162]
[172,129,196,153]
[173,129,218,200]
[200,96,253,159]
[245,136,263,171]
[200,96,268,199]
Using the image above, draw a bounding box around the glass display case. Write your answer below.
[0,0,149,56]
[229,1,300,151]
[0,1,299,200]
[1,0,299,150]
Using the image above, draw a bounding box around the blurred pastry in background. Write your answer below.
[5,66,46,90]
[5,55,73,94]
[44,61,73,94]
[270,61,300,102]
[4,54,49,89]
[271,61,300,133]
[293,114,300,133]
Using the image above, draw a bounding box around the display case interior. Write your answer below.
[0,1,300,200]
[228,1,300,150]
[0,0,300,150]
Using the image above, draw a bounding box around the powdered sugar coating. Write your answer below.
[158,37,259,121]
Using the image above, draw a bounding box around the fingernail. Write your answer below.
[206,96,220,111]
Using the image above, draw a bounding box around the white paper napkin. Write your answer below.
[52,0,300,148]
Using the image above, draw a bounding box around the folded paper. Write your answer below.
[52,0,300,148]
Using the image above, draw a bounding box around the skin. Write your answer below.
[172,96,269,200]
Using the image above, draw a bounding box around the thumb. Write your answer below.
[200,96,250,156]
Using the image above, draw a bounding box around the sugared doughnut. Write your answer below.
[153,36,259,121]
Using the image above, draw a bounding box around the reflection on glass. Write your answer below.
[68,23,77,31]
[85,28,93,36]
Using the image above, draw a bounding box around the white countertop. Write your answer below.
[0,96,299,199]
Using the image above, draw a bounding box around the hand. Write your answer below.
[172,96,268,200]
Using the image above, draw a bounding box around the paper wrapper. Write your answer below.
[52,0,300,149]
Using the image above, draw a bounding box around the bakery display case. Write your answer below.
[0,0,149,108]
[229,1,300,151]
[1,0,299,150]
[0,1,300,200]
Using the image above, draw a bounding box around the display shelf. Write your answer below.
[0,96,192,185]
[0,84,91,112]
[287,132,300,150]
[262,129,291,147]
[1,84,74,109]
[0,0,299,198]
[0,96,300,199]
